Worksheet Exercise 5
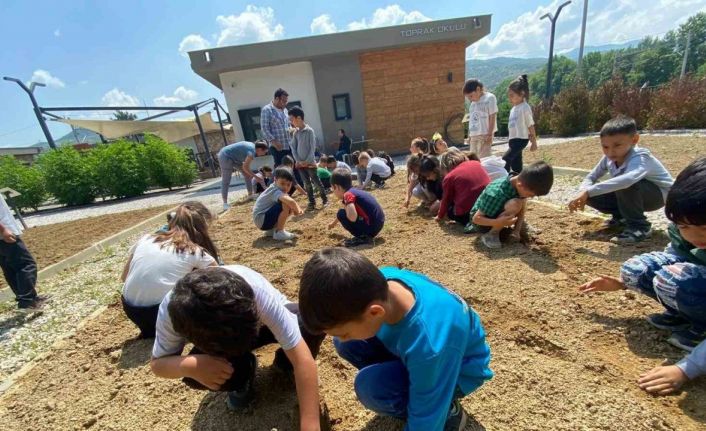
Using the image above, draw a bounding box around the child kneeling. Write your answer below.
[328,168,385,248]
[299,248,493,431]
[150,265,325,429]
[580,157,706,353]
[252,167,303,241]
[465,161,553,249]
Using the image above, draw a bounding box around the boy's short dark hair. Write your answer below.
[350,151,360,166]
[666,157,706,226]
[299,248,388,333]
[255,141,269,151]
[288,105,304,119]
[274,166,295,182]
[517,161,554,196]
[330,168,353,190]
[261,165,273,173]
[325,155,337,164]
[274,88,288,99]
[463,79,483,94]
[600,116,637,137]
[339,129,346,134]
[281,155,295,167]
[169,268,259,357]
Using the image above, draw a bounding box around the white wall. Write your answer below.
[219,62,324,146]
[172,136,198,153]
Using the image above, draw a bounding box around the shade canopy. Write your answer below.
[56,113,224,143]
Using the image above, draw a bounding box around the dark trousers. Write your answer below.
[447,204,470,225]
[183,303,325,392]
[298,167,327,205]
[269,147,292,167]
[121,295,160,338]
[503,138,529,173]
[337,209,383,238]
[335,150,349,161]
[0,237,38,308]
[321,176,331,189]
[370,174,386,187]
[586,179,664,230]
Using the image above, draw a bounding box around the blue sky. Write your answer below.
[1,0,704,147]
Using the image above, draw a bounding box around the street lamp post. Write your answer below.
[3,76,57,149]
[577,0,589,75]
[541,1,572,99]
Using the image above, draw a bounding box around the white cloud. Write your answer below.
[346,5,431,31]
[178,34,211,57]
[30,69,65,88]
[470,0,706,59]
[311,14,337,35]
[102,88,140,107]
[153,86,199,105]
[215,5,284,46]
[54,29,61,37]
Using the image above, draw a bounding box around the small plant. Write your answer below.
[37,146,97,206]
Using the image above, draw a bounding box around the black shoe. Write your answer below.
[306,203,316,212]
[226,354,256,411]
[602,217,624,229]
[611,227,652,244]
[17,295,51,313]
[444,398,468,431]
[344,236,373,248]
[668,328,706,352]
[646,312,691,331]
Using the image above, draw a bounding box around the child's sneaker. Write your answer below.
[273,230,296,241]
[247,194,258,201]
[646,312,691,331]
[322,199,330,208]
[602,217,624,228]
[374,181,386,189]
[610,227,652,244]
[667,328,705,352]
[306,203,317,212]
[444,398,468,431]
[464,222,480,234]
[263,229,275,237]
[481,231,502,249]
[344,236,373,248]
[226,354,256,411]
[222,202,231,211]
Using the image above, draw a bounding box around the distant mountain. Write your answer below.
[466,57,545,90]
[54,127,102,145]
[466,40,641,91]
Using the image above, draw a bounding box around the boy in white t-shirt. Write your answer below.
[357,152,392,189]
[150,265,325,429]
[463,79,498,159]
[0,192,45,310]
[504,74,538,174]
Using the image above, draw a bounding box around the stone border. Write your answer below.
[0,206,177,303]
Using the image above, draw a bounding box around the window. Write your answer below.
[332,94,351,121]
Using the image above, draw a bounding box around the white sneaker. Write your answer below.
[264,229,275,237]
[273,230,296,241]
[248,194,258,201]
[222,203,231,211]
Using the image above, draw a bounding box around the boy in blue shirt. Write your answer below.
[299,248,493,431]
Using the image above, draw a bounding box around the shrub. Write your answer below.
[0,156,47,211]
[647,76,706,129]
[589,77,622,131]
[589,77,653,131]
[550,83,590,136]
[37,147,97,206]
[142,135,197,189]
[532,100,554,136]
[90,141,148,199]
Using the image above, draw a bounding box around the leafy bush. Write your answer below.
[0,156,47,211]
[550,83,590,136]
[647,76,706,129]
[37,147,97,206]
[141,135,197,189]
[532,100,554,136]
[90,141,148,199]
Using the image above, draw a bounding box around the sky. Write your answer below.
[1,0,704,147]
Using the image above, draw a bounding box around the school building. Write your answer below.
[189,15,491,154]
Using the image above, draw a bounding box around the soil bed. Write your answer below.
[536,135,706,174]
[0,175,704,430]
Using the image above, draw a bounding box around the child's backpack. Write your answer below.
[377,151,395,177]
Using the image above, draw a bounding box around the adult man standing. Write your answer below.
[334,129,352,161]
[260,88,292,167]
[218,140,269,210]
[0,192,46,311]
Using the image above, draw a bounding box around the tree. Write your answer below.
[113,110,137,121]
[529,56,577,99]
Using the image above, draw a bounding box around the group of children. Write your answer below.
[112,77,706,431]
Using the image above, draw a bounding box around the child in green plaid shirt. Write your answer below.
[464,161,553,249]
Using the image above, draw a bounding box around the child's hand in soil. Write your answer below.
[638,365,688,395]
[578,275,625,293]
[568,191,589,213]
[182,354,234,390]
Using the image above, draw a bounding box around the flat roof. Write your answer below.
[0,147,42,156]
[190,15,491,88]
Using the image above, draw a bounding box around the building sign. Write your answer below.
[400,23,467,38]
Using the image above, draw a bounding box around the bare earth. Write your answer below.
[0,174,704,431]
[536,135,706,174]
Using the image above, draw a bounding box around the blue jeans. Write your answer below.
[334,337,461,419]
[621,249,706,331]
[335,150,349,161]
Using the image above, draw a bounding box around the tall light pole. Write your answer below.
[3,76,57,149]
[541,1,572,99]
[577,0,589,75]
